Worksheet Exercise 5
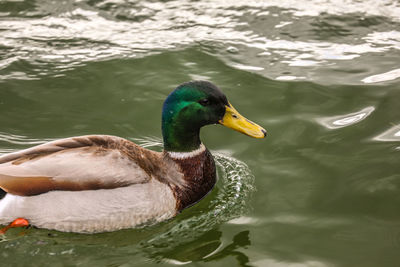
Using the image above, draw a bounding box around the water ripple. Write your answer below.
[0,0,399,84]
[316,106,375,129]
[0,132,52,146]
[373,124,400,142]
[362,68,400,84]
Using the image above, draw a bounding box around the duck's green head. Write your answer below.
[162,81,266,152]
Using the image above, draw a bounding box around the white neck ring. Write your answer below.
[166,144,206,159]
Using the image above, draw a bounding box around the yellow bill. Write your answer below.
[219,102,266,138]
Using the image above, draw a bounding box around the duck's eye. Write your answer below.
[198,98,210,106]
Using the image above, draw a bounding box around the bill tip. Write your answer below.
[262,129,267,137]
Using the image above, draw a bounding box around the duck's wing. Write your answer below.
[0,135,159,196]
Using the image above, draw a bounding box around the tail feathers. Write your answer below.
[0,188,6,200]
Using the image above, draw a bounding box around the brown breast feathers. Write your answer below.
[167,149,217,211]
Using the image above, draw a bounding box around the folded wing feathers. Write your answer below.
[0,136,99,164]
[0,135,161,196]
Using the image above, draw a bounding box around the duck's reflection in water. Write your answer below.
[160,230,252,267]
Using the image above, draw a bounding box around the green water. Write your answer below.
[1,1,400,266]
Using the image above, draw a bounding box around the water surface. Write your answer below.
[1,1,400,266]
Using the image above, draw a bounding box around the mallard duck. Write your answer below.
[0,81,266,233]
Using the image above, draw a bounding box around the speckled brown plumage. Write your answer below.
[84,136,185,188]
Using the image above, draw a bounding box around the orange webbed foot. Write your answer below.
[0,218,30,235]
